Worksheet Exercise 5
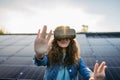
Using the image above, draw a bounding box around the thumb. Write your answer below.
[47,43,52,52]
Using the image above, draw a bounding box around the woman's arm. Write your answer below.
[78,58,107,80]
[33,25,52,66]
[33,55,48,66]
[78,58,93,80]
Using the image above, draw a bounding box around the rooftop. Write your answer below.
[0,32,120,80]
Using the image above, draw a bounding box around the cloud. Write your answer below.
[0,0,119,33]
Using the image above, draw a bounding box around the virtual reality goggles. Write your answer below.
[54,27,76,40]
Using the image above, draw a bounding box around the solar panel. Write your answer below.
[105,68,120,80]
[0,33,120,80]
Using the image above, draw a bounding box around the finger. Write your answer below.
[47,30,52,41]
[89,77,94,80]
[98,61,106,73]
[94,62,99,75]
[37,29,40,38]
[41,25,47,38]
[100,66,107,76]
[103,65,107,71]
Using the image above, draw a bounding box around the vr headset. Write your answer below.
[54,26,76,40]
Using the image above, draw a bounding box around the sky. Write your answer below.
[0,0,120,33]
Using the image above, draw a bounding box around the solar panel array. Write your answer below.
[0,33,120,80]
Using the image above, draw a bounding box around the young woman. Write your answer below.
[34,25,107,80]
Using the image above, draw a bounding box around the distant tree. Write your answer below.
[81,25,88,32]
[0,28,5,34]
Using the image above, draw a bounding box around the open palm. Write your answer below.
[34,25,52,56]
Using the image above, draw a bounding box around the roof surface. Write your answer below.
[0,33,120,80]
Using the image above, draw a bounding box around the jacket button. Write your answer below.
[69,69,72,72]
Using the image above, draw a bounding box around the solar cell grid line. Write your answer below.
[0,66,11,78]
[85,38,97,59]
[29,66,43,79]
[5,46,32,61]
[95,57,116,68]
[18,66,38,79]
[107,57,119,67]
[109,58,117,67]
[4,57,28,65]
[87,59,94,67]
[87,38,109,46]
[16,66,29,79]
[27,41,34,46]
[107,58,116,67]
[116,57,120,66]
[90,45,119,57]
[12,37,34,46]
[0,35,16,42]
[36,67,46,80]
[0,66,7,78]
[35,66,46,80]
[76,34,89,46]
[11,66,24,79]
[29,67,42,79]
[117,69,120,79]
[91,46,104,57]
[2,66,20,78]
[108,68,120,80]
[14,46,34,57]
[112,68,120,79]
[15,67,26,79]
[106,38,120,45]
[13,40,33,47]
[7,66,24,79]
[23,67,37,79]
[105,38,120,51]
[0,57,7,64]
[116,45,120,50]
[0,35,29,50]
[21,67,33,79]
[80,45,91,49]
[105,68,115,80]
[0,35,22,45]
[3,66,15,78]
[80,46,93,57]
[0,46,26,57]
[32,68,40,79]
[112,57,120,67]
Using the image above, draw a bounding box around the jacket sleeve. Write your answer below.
[33,55,48,66]
[78,58,93,80]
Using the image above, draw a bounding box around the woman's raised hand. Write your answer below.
[89,61,107,80]
[34,25,52,58]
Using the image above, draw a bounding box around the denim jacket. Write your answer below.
[33,55,93,80]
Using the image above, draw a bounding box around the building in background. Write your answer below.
[81,25,88,32]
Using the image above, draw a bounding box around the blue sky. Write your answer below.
[0,0,120,33]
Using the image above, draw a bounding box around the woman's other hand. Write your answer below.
[89,61,107,80]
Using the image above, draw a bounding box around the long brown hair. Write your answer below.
[48,39,80,66]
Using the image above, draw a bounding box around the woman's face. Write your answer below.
[57,39,70,48]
